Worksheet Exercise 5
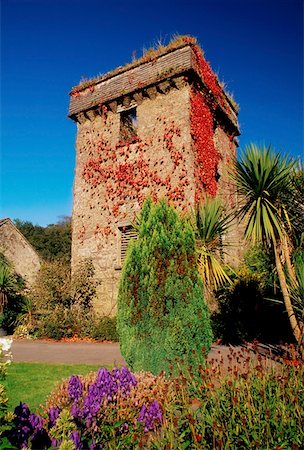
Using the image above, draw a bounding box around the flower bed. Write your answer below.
[3,345,303,449]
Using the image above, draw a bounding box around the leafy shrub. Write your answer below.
[118,198,213,375]
[31,260,72,311]
[151,345,303,449]
[26,259,103,340]
[212,246,293,344]
[36,305,95,340]
[0,255,27,334]
[70,259,97,309]
[91,316,118,341]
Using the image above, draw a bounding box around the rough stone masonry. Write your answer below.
[68,36,241,315]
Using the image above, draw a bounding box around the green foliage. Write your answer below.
[212,246,293,344]
[32,259,72,311]
[285,160,304,247]
[14,216,71,262]
[0,384,13,444]
[0,262,19,314]
[118,198,213,375]
[232,144,295,244]
[0,255,27,334]
[191,197,232,291]
[288,250,304,325]
[152,346,303,449]
[70,259,97,309]
[232,144,303,347]
[243,245,275,289]
[91,316,119,341]
[49,409,77,445]
[24,259,118,341]
[36,305,91,340]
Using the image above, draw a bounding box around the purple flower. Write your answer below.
[9,402,51,449]
[89,439,104,450]
[68,375,83,401]
[8,402,32,448]
[48,406,61,427]
[51,437,60,448]
[71,402,82,421]
[138,400,163,432]
[138,404,147,422]
[29,413,43,431]
[14,402,31,419]
[83,384,103,424]
[113,366,137,396]
[70,430,83,450]
[82,366,136,424]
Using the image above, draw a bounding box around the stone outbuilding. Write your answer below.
[0,218,41,286]
[68,36,241,315]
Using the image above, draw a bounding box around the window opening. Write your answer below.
[120,107,137,141]
[119,225,138,263]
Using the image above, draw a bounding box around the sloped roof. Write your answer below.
[0,218,40,258]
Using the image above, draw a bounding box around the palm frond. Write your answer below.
[197,246,232,290]
[231,144,295,245]
[190,197,233,290]
[288,251,304,321]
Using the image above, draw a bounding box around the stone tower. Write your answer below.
[68,36,240,315]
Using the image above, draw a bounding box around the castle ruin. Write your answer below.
[68,36,240,315]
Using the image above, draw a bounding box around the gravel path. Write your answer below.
[11,339,281,368]
[11,339,126,365]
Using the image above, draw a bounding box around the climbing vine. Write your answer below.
[190,87,219,199]
[80,117,191,240]
[189,43,237,200]
[76,41,237,241]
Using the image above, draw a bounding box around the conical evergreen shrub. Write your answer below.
[117,198,213,375]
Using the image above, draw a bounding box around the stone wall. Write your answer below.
[70,41,241,315]
[72,85,195,314]
[0,218,41,286]
[213,126,244,266]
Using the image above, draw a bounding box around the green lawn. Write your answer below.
[3,362,103,412]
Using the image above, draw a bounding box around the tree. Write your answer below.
[117,198,213,375]
[232,145,303,347]
[14,218,71,262]
[191,197,232,300]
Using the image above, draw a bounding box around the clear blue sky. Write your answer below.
[1,0,303,226]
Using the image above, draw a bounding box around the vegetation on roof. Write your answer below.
[71,35,198,93]
[71,34,239,113]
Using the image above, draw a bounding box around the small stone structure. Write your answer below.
[0,218,41,286]
[68,36,241,315]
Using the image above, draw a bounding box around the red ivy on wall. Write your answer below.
[190,87,219,199]
[80,119,191,238]
[189,44,235,201]
[75,42,238,243]
[191,45,231,114]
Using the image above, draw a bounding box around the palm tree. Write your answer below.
[232,144,303,346]
[192,197,232,300]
